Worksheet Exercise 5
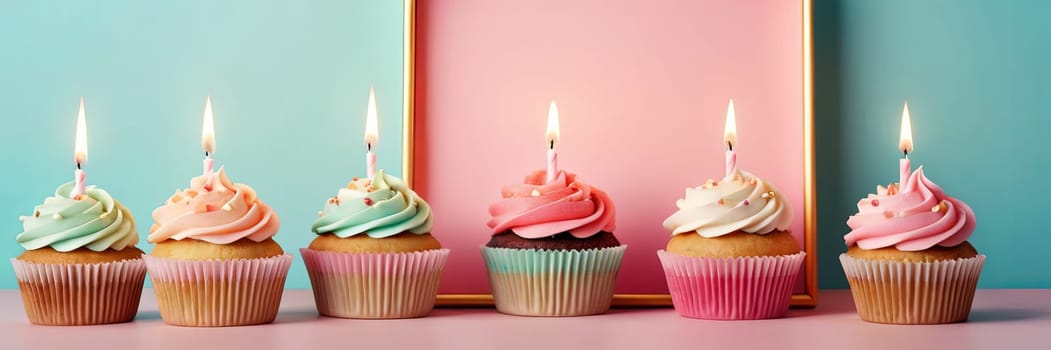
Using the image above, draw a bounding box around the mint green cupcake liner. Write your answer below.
[481,245,627,317]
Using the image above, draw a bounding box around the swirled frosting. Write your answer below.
[17,182,138,252]
[844,167,976,251]
[663,169,792,237]
[487,170,615,239]
[148,167,280,244]
[311,170,433,238]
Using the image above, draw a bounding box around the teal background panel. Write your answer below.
[0,0,406,288]
[815,0,1050,288]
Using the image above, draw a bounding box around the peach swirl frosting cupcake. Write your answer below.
[841,167,982,324]
[659,168,805,320]
[144,167,291,327]
[13,183,146,325]
[302,170,447,319]
[483,170,624,317]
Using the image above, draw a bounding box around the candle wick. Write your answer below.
[903,150,908,159]
[76,162,81,170]
[549,140,554,150]
[204,151,210,158]
[728,142,733,152]
[367,143,372,152]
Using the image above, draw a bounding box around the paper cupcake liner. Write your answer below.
[300,248,450,319]
[143,254,292,327]
[481,245,626,317]
[840,253,985,324]
[657,250,806,320]
[10,258,147,325]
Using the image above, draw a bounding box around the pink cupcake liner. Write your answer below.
[143,254,292,327]
[300,248,449,319]
[10,258,147,325]
[657,250,806,320]
[840,253,985,324]
[481,245,627,317]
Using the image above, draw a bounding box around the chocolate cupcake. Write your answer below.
[482,170,626,317]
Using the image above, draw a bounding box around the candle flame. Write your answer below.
[364,85,379,148]
[202,96,215,155]
[74,97,87,165]
[899,101,913,154]
[546,100,560,148]
[723,99,737,148]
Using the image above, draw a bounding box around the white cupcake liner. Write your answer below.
[481,245,627,317]
[840,253,986,324]
[300,248,450,319]
[10,258,147,325]
[657,251,805,320]
[143,254,293,327]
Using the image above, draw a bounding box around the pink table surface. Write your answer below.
[2,289,1048,350]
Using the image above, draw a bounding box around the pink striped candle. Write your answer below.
[364,86,379,179]
[723,99,738,176]
[545,101,560,183]
[899,102,914,187]
[71,98,88,197]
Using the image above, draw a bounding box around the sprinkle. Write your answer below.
[931,201,948,213]
[365,185,376,192]
[205,204,218,212]
[870,199,880,207]
[531,189,542,197]
[767,191,776,198]
[317,211,324,217]
[34,210,40,218]
[364,197,374,206]
[352,176,359,181]
[52,213,62,220]
[742,199,750,206]
[73,194,83,201]
[221,204,232,211]
[717,198,725,205]
[748,178,758,186]
[761,193,770,199]
[883,210,895,218]
[327,197,340,205]
[887,184,899,195]
[702,179,718,189]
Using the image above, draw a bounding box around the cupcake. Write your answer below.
[12,182,146,325]
[659,169,805,320]
[840,167,982,324]
[301,170,448,319]
[483,170,624,317]
[144,167,291,327]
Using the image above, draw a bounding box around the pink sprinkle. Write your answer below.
[743,199,750,206]
[717,198,725,205]
[364,198,374,206]
[871,199,880,207]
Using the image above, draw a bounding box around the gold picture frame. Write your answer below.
[403,0,817,308]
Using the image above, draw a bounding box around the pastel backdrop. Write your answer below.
[815,0,1051,288]
[0,0,406,288]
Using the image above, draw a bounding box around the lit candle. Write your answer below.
[546,100,560,183]
[201,96,216,181]
[71,97,88,197]
[899,101,913,188]
[723,99,738,176]
[364,86,379,179]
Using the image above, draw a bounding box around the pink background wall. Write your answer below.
[417,0,804,294]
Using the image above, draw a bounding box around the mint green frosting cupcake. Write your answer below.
[311,170,433,238]
[16,182,138,252]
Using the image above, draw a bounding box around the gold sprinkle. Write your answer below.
[931,201,948,213]
[531,189,542,197]
[748,178,758,186]
[761,193,770,199]
[767,191,776,198]
[34,210,40,218]
[221,204,232,211]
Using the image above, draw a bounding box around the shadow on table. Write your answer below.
[968,308,1048,323]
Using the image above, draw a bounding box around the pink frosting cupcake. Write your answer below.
[144,167,292,327]
[482,170,625,317]
[840,167,983,324]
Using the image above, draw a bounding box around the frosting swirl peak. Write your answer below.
[148,167,280,244]
[844,167,976,251]
[487,170,615,239]
[663,169,792,237]
[17,182,138,252]
[311,170,433,238]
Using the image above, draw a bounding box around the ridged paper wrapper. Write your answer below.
[11,258,147,325]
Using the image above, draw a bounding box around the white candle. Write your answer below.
[723,99,738,176]
[899,101,914,188]
[546,100,560,183]
[71,97,88,197]
[201,96,216,187]
[364,86,379,179]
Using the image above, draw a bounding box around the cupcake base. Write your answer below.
[10,258,147,325]
[143,254,293,327]
[481,245,626,317]
[840,253,985,324]
[657,250,805,320]
[300,248,449,319]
